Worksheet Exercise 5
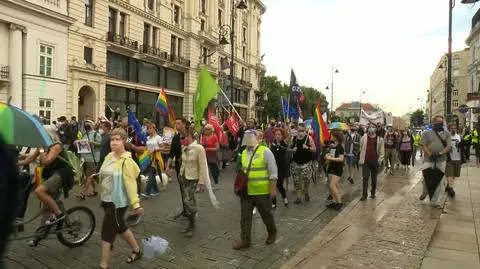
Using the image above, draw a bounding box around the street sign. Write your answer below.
[459,104,469,114]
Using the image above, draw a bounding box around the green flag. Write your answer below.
[194,68,221,131]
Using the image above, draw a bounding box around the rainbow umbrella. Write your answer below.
[328,122,349,131]
[0,102,53,148]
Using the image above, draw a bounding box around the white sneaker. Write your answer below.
[253,207,257,214]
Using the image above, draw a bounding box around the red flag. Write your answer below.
[224,112,240,138]
[208,110,228,146]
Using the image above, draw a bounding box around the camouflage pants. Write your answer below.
[292,162,313,198]
[180,176,198,217]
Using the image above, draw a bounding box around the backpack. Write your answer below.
[58,150,84,185]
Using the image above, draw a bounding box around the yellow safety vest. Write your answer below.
[413,134,420,146]
[473,130,479,144]
[241,146,270,195]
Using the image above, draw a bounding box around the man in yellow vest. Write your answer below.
[473,127,479,165]
[234,130,278,250]
[412,130,421,164]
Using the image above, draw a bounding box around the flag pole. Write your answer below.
[220,89,243,121]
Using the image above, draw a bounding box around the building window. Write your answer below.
[108,7,116,34]
[39,44,53,77]
[84,0,94,26]
[178,38,183,57]
[174,5,180,24]
[242,46,246,59]
[202,47,208,64]
[107,51,129,80]
[170,35,177,56]
[242,27,247,43]
[453,100,458,107]
[241,67,247,80]
[453,58,460,66]
[453,89,458,97]
[143,23,151,46]
[200,19,206,31]
[39,98,53,124]
[152,27,158,48]
[138,61,159,86]
[166,68,184,91]
[453,70,460,76]
[147,0,154,10]
[200,0,206,14]
[84,47,93,64]
[218,9,223,27]
[119,13,126,36]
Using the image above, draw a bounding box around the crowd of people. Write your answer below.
[2,111,480,269]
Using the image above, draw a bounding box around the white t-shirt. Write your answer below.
[449,133,461,161]
[146,134,162,152]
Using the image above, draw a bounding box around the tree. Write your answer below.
[410,109,425,127]
[259,76,329,122]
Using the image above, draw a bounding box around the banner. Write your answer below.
[224,112,240,138]
[360,109,384,125]
[208,110,228,146]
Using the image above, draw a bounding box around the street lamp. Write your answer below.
[445,0,480,121]
[325,67,339,115]
[359,90,366,120]
[218,0,247,114]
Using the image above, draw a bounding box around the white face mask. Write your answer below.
[98,129,105,135]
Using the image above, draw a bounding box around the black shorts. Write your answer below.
[100,202,128,245]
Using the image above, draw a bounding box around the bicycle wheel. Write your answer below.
[57,206,95,248]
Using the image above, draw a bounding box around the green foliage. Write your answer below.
[410,109,425,127]
[259,76,329,121]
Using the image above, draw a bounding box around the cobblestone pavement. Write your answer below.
[5,165,363,269]
[282,162,448,269]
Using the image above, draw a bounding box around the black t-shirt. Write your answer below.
[169,133,182,173]
[270,140,288,175]
[327,144,345,177]
[97,134,111,170]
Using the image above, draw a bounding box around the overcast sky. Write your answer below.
[260,0,478,116]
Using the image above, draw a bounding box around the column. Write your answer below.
[115,10,120,35]
[9,24,24,108]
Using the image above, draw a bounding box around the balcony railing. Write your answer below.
[140,45,169,60]
[170,55,190,67]
[107,32,139,51]
[0,65,9,80]
[467,92,480,101]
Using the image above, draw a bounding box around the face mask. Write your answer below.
[181,138,190,147]
[98,129,105,135]
[368,127,376,134]
[297,131,305,138]
[433,123,443,132]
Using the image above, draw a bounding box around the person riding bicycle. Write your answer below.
[33,125,74,225]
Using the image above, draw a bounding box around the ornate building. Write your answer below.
[0,0,74,123]
[67,0,266,126]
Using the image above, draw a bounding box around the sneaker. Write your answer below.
[334,203,344,211]
[327,194,333,201]
[294,198,302,204]
[305,194,310,202]
[253,207,257,214]
[419,193,427,201]
[272,204,277,209]
[284,198,289,206]
[360,196,367,201]
[141,193,150,198]
[150,192,160,197]
[45,213,65,226]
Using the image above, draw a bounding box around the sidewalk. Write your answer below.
[420,165,480,269]
[281,165,447,269]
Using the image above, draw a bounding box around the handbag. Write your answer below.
[234,146,260,197]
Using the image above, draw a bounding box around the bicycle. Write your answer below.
[10,199,95,248]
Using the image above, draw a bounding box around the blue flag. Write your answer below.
[127,110,147,143]
[281,96,299,119]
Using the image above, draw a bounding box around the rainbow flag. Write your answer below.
[155,88,176,128]
[312,99,330,148]
[137,148,151,172]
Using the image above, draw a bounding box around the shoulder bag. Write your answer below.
[433,131,451,162]
[234,146,260,197]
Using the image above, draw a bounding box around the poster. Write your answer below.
[76,139,91,154]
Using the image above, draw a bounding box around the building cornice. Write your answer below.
[109,0,190,38]
[4,0,75,25]
[254,0,267,14]
[69,65,107,76]
[466,26,480,45]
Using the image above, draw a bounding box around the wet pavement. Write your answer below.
[420,165,480,269]
[4,164,361,269]
[282,160,446,269]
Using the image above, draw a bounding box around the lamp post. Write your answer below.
[359,90,366,121]
[325,67,339,116]
[219,0,247,115]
